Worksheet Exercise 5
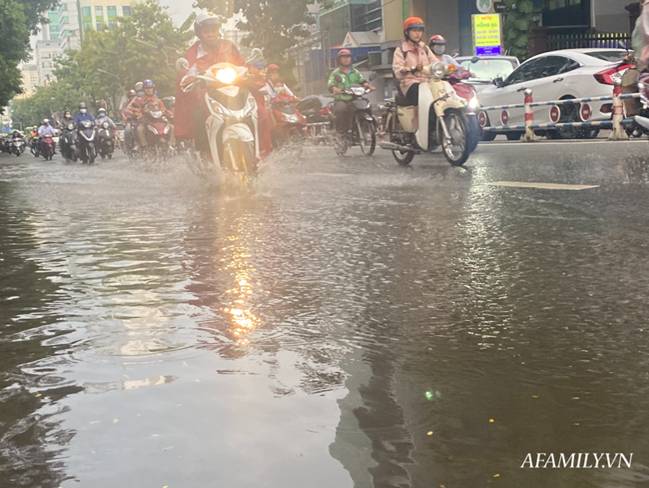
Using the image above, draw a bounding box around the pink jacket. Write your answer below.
[392,40,437,95]
[633,3,649,70]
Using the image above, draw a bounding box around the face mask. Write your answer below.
[433,45,446,56]
[80,109,87,114]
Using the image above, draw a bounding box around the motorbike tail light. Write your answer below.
[594,63,631,86]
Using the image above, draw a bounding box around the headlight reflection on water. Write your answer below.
[222,248,260,345]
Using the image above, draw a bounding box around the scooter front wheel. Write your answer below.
[441,111,470,167]
[392,149,415,166]
[355,115,376,156]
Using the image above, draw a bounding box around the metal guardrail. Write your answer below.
[480,93,643,112]
[478,81,647,141]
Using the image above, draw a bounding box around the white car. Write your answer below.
[478,48,629,140]
[456,55,520,90]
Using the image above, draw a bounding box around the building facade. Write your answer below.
[17,64,40,98]
[35,40,61,85]
[79,0,138,36]
[26,0,139,92]
[41,1,81,49]
[319,0,383,53]
[383,0,637,49]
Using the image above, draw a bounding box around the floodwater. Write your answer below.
[2,144,649,488]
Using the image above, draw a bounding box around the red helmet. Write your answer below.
[267,64,280,72]
[337,48,352,58]
[429,34,446,45]
[403,16,425,34]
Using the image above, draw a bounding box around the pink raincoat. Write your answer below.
[392,40,437,96]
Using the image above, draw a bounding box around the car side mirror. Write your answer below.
[493,77,504,87]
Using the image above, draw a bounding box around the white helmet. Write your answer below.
[194,12,223,36]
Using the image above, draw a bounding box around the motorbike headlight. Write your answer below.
[468,95,480,111]
[102,122,109,129]
[431,62,446,80]
[216,67,238,85]
[351,87,366,96]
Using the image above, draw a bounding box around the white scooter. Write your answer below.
[179,51,262,179]
[380,62,479,166]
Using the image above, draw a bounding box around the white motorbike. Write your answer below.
[379,62,479,167]
[179,56,260,179]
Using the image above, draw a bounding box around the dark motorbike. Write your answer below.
[296,95,334,145]
[123,120,138,159]
[30,137,41,158]
[60,122,78,163]
[77,120,97,164]
[334,86,377,157]
[97,121,115,160]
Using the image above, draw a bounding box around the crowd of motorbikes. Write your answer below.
[179,55,479,177]
[260,61,480,166]
[0,132,27,157]
[3,60,479,177]
[3,118,117,164]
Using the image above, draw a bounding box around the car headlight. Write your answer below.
[468,95,480,110]
[216,67,238,85]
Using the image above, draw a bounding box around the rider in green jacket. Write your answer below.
[328,49,372,136]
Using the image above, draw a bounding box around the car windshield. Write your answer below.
[583,50,627,62]
[459,58,517,80]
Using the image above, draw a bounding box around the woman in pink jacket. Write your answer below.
[392,16,437,106]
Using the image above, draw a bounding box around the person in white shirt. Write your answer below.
[428,35,461,69]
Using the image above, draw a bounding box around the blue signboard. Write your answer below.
[476,45,502,56]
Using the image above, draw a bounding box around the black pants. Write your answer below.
[334,101,354,134]
[405,84,419,106]
[193,108,210,154]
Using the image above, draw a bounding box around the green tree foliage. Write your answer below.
[12,0,192,127]
[195,0,313,63]
[0,0,58,108]
[503,0,539,60]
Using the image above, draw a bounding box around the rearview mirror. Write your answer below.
[176,57,190,72]
[493,76,504,87]
[246,48,264,65]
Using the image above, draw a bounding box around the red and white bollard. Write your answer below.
[609,79,629,141]
[524,88,536,142]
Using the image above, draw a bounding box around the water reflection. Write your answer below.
[2,145,649,488]
[0,182,76,488]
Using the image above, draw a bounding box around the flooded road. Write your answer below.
[2,142,649,488]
